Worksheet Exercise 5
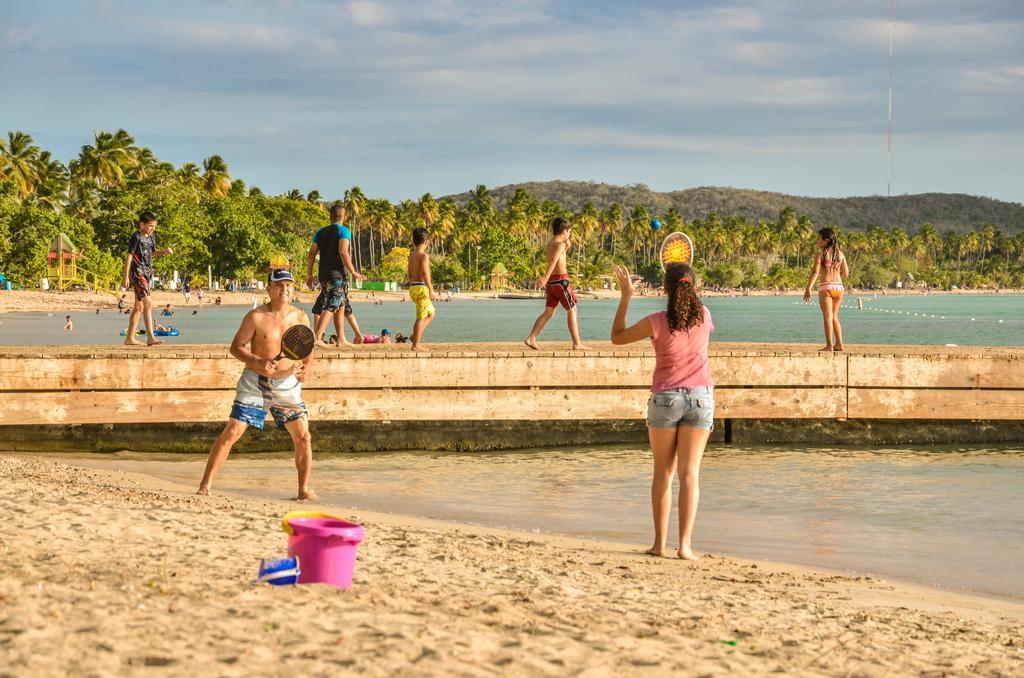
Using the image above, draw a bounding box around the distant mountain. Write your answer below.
[444,181,1024,234]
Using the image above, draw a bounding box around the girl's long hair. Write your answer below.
[819,227,841,269]
[664,263,704,332]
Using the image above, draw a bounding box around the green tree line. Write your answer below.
[3,129,1024,292]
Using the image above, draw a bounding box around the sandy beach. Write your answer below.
[1,455,1021,676]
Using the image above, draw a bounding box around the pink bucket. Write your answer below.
[285,517,364,588]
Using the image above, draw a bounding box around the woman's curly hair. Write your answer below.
[664,263,704,332]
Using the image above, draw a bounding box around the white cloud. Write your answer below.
[556,126,876,156]
[346,1,393,27]
[959,65,1024,92]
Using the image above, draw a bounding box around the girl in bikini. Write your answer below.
[804,227,850,352]
[611,263,715,560]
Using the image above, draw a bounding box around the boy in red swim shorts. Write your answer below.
[525,217,591,351]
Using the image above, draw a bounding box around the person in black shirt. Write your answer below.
[121,211,173,346]
[305,203,365,347]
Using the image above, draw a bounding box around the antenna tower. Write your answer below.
[887,0,895,197]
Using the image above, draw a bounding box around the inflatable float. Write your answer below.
[119,327,180,337]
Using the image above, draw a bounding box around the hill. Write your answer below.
[445,182,1024,234]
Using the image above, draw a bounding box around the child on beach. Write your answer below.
[525,217,590,351]
[122,211,173,346]
[356,328,392,345]
[803,227,850,352]
[407,228,436,351]
[611,264,714,560]
[197,269,317,500]
[63,315,72,331]
[306,204,366,347]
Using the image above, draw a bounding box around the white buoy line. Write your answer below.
[788,299,1007,324]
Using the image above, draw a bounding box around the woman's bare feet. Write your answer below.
[833,344,845,352]
[295,489,319,502]
[818,346,833,352]
[196,485,210,496]
[644,545,666,557]
[411,345,429,352]
[572,344,592,351]
[147,338,164,346]
[677,544,700,561]
[124,338,143,346]
[524,338,540,350]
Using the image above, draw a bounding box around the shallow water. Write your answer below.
[54,444,1024,601]
[1,294,1022,346]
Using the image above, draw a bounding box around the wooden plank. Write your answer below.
[0,386,839,425]
[0,358,239,390]
[1,353,847,391]
[713,355,845,387]
[715,387,846,419]
[848,388,1024,420]
[848,355,1024,389]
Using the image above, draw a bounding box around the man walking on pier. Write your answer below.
[306,204,365,346]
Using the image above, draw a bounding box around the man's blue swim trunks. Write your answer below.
[230,368,308,430]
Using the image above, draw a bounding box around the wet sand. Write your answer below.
[1,455,1022,676]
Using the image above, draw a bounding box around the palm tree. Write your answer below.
[343,186,368,269]
[31,151,68,210]
[73,129,138,189]
[201,155,231,197]
[306,190,322,204]
[918,223,941,266]
[285,189,303,201]
[129,146,160,181]
[366,198,396,260]
[845,231,870,271]
[177,162,203,192]
[889,227,910,266]
[0,131,41,198]
[416,193,439,228]
[978,224,995,273]
[576,202,599,269]
[434,199,458,255]
[627,205,649,268]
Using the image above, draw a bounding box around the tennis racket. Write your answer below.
[659,229,692,270]
[659,232,694,271]
[275,325,315,361]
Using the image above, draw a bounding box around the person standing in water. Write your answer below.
[525,217,590,351]
[803,227,850,352]
[122,211,173,346]
[611,263,715,560]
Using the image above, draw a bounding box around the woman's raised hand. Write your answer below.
[615,265,633,296]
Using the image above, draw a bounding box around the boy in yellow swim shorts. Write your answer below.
[407,227,437,351]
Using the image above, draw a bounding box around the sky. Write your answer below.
[2,0,1022,203]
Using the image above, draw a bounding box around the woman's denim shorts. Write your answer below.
[646,385,715,431]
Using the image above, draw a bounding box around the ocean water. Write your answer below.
[54,444,1024,600]
[1,293,1022,346]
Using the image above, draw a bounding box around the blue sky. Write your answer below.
[2,1,1022,203]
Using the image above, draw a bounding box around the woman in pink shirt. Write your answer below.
[611,263,714,560]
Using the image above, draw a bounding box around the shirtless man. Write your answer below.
[525,217,591,351]
[197,269,317,500]
[407,227,437,351]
